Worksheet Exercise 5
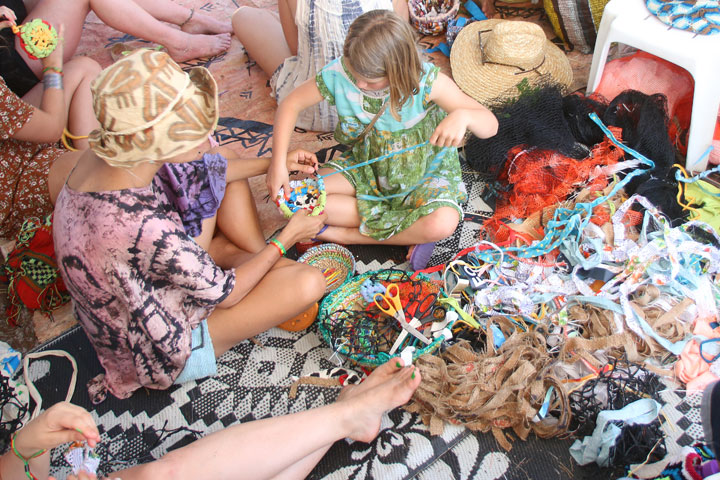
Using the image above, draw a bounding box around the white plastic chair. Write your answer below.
[587,0,720,172]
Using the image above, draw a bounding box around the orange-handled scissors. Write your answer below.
[374,283,430,352]
[373,283,406,322]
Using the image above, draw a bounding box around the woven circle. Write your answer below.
[277,177,327,219]
[409,0,460,35]
[450,19,572,105]
[16,19,57,60]
[297,243,355,294]
[318,270,453,367]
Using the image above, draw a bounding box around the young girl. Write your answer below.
[231,0,407,131]
[267,10,499,270]
[3,359,420,479]
[53,49,327,403]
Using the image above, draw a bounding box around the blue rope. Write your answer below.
[320,140,451,202]
[470,113,655,262]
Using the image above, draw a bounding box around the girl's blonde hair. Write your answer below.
[343,10,422,120]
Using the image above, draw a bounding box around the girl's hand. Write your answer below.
[281,210,327,245]
[13,402,101,458]
[429,110,469,148]
[287,149,318,175]
[0,6,17,30]
[41,24,64,72]
[267,161,291,202]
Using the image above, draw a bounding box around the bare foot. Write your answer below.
[338,360,421,443]
[181,11,233,35]
[338,358,406,401]
[167,33,232,63]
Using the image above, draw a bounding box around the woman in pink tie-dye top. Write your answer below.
[53,50,327,403]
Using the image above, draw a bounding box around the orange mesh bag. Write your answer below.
[484,127,625,243]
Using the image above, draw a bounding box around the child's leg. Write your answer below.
[232,5,293,77]
[321,170,461,245]
[102,360,420,480]
[206,258,325,355]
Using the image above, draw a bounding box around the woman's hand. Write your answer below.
[278,210,327,246]
[13,402,100,459]
[0,6,17,30]
[41,24,64,72]
[287,149,318,175]
[267,160,291,202]
[429,110,469,148]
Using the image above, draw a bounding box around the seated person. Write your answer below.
[53,49,327,403]
[231,0,407,131]
[0,0,231,98]
[0,22,99,239]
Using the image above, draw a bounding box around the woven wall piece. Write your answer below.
[543,0,610,53]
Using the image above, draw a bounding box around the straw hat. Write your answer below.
[450,19,572,105]
[646,0,720,35]
[88,49,218,167]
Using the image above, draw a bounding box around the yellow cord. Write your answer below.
[673,163,701,213]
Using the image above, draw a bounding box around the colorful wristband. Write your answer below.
[269,238,286,256]
[11,432,47,480]
[42,66,63,75]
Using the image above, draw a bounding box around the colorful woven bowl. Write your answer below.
[409,0,460,35]
[318,269,454,367]
[297,243,355,294]
[277,177,326,219]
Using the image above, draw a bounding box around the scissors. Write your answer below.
[374,283,431,354]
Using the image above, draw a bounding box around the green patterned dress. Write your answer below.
[316,57,467,240]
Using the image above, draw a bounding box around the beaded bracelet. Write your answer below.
[42,65,63,75]
[11,432,47,480]
[269,238,286,256]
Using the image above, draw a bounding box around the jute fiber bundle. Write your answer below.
[406,331,570,450]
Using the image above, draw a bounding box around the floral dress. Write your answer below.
[0,77,65,239]
[317,57,467,240]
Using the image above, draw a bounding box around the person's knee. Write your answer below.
[231,6,254,33]
[295,264,326,302]
[423,208,460,241]
[65,56,102,83]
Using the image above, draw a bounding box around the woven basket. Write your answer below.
[409,0,460,35]
[318,269,453,367]
[277,177,326,219]
[297,243,355,294]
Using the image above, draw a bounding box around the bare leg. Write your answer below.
[21,56,101,147]
[232,6,292,78]
[320,168,461,245]
[106,360,421,480]
[205,244,325,355]
[19,0,231,74]
[130,0,232,35]
[216,179,266,254]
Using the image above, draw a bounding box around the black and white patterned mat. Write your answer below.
[23,167,705,479]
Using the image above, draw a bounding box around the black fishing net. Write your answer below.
[569,359,666,467]
[462,85,590,180]
[0,374,27,454]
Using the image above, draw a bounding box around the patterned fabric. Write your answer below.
[0,77,65,239]
[0,0,40,96]
[646,0,720,35]
[542,0,610,54]
[153,152,228,237]
[53,180,236,402]
[317,57,466,240]
[271,0,393,131]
